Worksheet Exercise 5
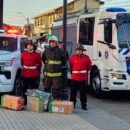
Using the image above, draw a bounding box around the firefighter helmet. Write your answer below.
[75,44,86,51]
[48,35,58,44]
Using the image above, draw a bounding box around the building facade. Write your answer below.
[74,0,104,12]
[33,0,104,36]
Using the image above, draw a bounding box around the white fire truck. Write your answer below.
[52,7,130,97]
[0,27,28,95]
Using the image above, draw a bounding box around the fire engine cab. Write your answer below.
[52,7,130,97]
[0,27,28,95]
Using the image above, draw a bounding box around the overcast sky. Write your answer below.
[3,0,130,26]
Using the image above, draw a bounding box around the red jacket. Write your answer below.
[21,51,42,78]
[69,54,92,81]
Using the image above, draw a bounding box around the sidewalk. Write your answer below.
[0,108,99,130]
[0,77,99,130]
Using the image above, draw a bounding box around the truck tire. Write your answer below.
[91,69,103,98]
[13,74,23,96]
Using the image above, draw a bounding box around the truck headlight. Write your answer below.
[111,73,126,80]
[0,61,13,66]
[0,57,16,67]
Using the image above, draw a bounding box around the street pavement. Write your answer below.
[0,107,99,130]
[75,101,130,130]
[0,96,130,130]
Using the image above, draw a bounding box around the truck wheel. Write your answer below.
[13,74,23,96]
[91,70,103,98]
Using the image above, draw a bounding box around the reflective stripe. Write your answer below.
[44,72,61,77]
[72,70,87,74]
[23,65,37,69]
[48,60,61,65]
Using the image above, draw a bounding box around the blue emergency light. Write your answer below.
[126,58,130,74]
[106,7,126,12]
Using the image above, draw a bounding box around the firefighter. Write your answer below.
[21,40,42,104]
[42,35,66,99]
[58,41,69,100]
[69,44,92,110]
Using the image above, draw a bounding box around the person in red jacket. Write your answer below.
[69,44,92,110]
[21,40,42,104]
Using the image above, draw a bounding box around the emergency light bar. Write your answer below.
[106,7,126,12]
[4,26,19,35]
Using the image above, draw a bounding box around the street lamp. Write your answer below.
[17,12,30,36]
[17,12,29,26]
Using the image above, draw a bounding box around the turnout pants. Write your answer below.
[22,77,38,105]
[70,80,87,107]
[44,76,62,99]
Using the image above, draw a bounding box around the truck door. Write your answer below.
[78,17,95,60]
[97,20,113,69]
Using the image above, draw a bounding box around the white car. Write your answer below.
[0,32,28,95]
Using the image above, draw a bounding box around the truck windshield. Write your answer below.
[0,37,17,52]
[117,13,130,48]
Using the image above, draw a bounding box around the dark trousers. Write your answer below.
[22,77,38,104]
[44,76,62,99]
[70,80,87,107]
[61,68,69,100]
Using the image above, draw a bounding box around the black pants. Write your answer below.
[44,76,62,99]
[61,68,69,100]
[22,77,38,104]
[70,80,87,107]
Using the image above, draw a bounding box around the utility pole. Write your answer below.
[84,0,88,13]
[63,0,67,52]
[62,0,68,100]
[27,17,29,26]
[0,0,3,29]
[26,17,30,37]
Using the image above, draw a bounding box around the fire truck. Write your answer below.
[0,27,28,95]
[52,7,130,97]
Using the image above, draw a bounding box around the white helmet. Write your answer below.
[48,35,58,44]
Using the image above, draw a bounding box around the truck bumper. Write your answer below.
[0,83,13,92]
[102,72,130,91]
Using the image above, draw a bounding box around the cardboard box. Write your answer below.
[1,95,24,110]
[27,96,44,112]
[26,89,52,111]
[49,101,74,114]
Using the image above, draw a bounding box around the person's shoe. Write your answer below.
[82,106,87,110]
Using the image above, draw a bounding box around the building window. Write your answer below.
[35,20,37,27]
[42,17,45,25]
[50,15,52,24]
[79,17,95,45]
[38,19,40,26]
[40,18,43,26]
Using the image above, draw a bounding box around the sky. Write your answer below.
[3,0,73,26]
[3,0,130,26]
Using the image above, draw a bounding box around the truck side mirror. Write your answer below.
[108,44,116,49]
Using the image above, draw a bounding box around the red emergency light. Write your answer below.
[4,26,19,34]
